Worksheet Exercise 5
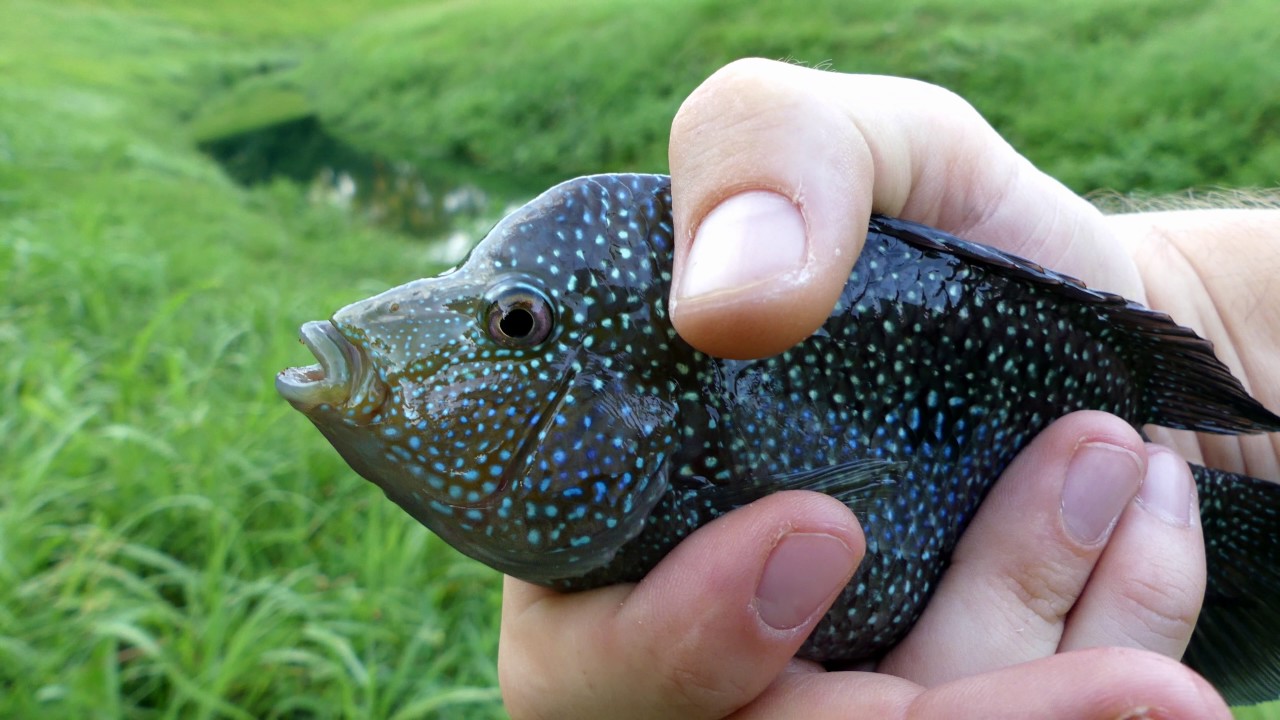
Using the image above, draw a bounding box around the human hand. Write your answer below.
[666,59,1280,477]
[497,58,1246,718]
[498,412,1226,719]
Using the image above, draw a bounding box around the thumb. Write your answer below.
[667,59,1137,360]
[668,59,871,360]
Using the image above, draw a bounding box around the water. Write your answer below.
[199,115,502,243]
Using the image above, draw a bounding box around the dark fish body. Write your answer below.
[278,174,1280,704]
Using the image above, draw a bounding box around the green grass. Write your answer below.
[1,0,1278,717]
[301,0,1280,192]
[0,3,504,718]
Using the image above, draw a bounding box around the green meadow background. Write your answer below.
[2,0,1277,717]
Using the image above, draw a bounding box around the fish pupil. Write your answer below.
[499,307,535,339]
[484,282,554,348]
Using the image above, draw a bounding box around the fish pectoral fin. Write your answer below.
[770,458,907,502]
[713,458,908,509]
[1185,465,1280,705]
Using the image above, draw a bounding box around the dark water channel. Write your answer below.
[200,116,503,243]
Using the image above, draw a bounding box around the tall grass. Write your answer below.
[2,0,1277,717]
[1,3,504,717]
[301,0,1280,192]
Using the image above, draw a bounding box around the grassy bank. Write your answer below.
[2,0,1277,717]
[301,0,1280,192]
[1,2,505,718]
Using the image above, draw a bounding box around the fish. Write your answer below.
[277,173,1280,704]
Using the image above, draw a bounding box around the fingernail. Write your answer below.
[1061,442,1143,545]
[678,191,806,302]
[1137,449,1193,527]
[755,532,854,631]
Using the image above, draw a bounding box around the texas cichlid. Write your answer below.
[277,174,1280,704]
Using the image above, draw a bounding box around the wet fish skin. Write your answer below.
[278,173,1280,704]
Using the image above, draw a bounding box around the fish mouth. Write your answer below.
[276,320,377,411]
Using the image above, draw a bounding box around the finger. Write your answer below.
[668,58,1143,360]
[1058,444,1206,657]
[667,59,871,360]
[878,411,1147,685]
[733,648,1231,720]
[498,491,864,720]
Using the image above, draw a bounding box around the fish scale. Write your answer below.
[278,173,1280,705]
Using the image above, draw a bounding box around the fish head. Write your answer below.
[277,174,688,584]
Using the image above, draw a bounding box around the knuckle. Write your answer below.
[703,57,784,92]
[916,81,979,118]
[881,75,985,129]
[996,557,1086,629]
[1113,573,1203,648]
[664,664,735,715]
[672,58,801,138]
[653,627,747,718]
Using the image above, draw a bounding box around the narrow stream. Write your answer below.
[199,116,509,250]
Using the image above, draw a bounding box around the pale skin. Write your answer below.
[499,59,1280,719]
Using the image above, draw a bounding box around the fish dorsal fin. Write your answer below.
[712,457,908,509]
[868,215,1280,434]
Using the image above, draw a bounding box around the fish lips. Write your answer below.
[277,320,377,412]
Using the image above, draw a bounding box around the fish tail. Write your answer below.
[1185,464,1280,705]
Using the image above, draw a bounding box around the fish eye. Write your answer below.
[485,282,554,348]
